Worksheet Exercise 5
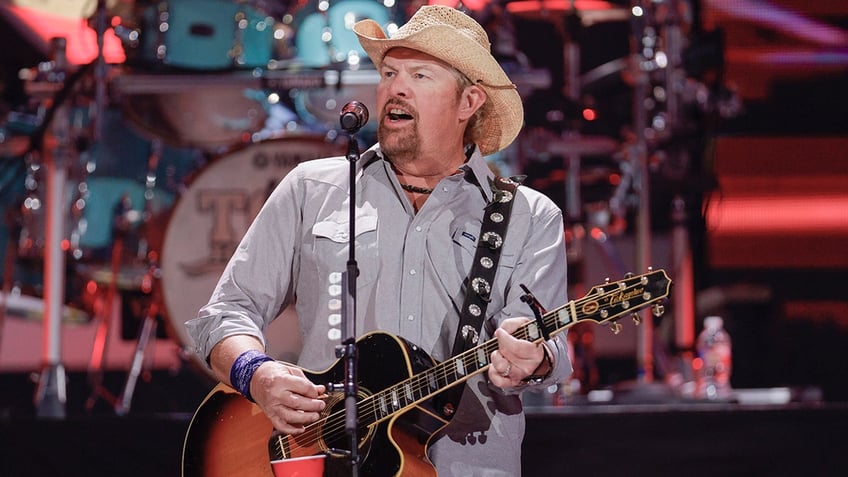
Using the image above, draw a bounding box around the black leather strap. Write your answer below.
[450,175,523,357]
[435,175,524,419]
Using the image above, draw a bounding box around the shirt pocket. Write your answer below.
[432,222,517,315]
[312,214,379,287]
[422,222,480,310]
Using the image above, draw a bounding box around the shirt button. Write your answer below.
[415,226,422,232]
[407,315,415,321]
[409,269,416,275]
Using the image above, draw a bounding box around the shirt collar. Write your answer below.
[368,143,496,202]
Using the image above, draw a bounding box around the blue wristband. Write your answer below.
[229,350,274,402]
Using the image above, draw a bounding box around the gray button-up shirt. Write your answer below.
[186,144,571,476]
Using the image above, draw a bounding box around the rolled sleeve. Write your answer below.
[185,164,304,363]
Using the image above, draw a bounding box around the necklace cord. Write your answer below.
[399,183,434,194]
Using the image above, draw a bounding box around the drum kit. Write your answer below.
[0,0,705,413]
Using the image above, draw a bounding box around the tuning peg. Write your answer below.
[652,303,665,317]
[624,272,634,279]
[604,277,610,284]
[610,322,622,335]
[631,313,641,325]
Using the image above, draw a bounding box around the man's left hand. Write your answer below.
[488,317,552,388]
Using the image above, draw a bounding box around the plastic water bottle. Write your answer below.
[695,316,733,400]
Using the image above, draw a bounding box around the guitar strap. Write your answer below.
[436,175,523,418]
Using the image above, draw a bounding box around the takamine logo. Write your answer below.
[607,287,644,306]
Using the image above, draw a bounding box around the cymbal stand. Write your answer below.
[84,197,130,413]
[33,38,73,418]
[660,1,696,363]
[627,0,697,387]
[115,280,159,416]
[630,0,657,384]
[115,139,164,416]
[556,4,605,396]
[83,0,122,413]
[560,4,586,224]
[93,0,108,150]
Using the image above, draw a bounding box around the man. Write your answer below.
[186,5,571,476]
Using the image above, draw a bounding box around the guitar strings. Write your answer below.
[279,285,616,456]
[279,284,629,456]
[279,279,651,457]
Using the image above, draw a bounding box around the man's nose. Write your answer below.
[387,73,410,97]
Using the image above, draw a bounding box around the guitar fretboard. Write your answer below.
[363,301,580,424]
[272,269,670,460]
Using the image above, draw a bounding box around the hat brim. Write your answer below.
[354,18,523,156]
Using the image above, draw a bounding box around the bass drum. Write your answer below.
[156,136,346,378]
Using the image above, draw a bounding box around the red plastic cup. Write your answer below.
[270,454,326,477]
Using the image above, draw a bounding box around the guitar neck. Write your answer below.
[355,269,671,427]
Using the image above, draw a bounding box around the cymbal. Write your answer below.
[76,263,150,291]
[545,134,621,156]
[0,292,90,323]
[506,0,631,26]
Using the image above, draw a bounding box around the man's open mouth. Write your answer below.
[387,108,414,121]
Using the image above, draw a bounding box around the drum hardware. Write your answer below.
[509,0,635,398]
[580,56,631,91]
[114,137,167,415]
[84,193,134,413]
[600,0,700,389]
[115,271,160,416]
[508,67,553,99]
[28,37,76,418]
[545,133,620,157]
[82,137,174,414]
[16,3,158,414]
[118,85,269,152]
[111,68,383,149]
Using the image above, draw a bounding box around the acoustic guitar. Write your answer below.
[182,269,671,476]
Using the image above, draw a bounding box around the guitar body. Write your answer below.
[182,332,450,477]
[182,270,672,477]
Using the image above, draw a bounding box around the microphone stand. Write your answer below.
[339,128,361,475]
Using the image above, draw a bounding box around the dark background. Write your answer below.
[1,1,847,475]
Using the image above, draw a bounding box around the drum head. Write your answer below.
[157,137,346,376]
[122,86,268,151]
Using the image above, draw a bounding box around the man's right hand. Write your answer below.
[209,335,327,435]
[249,361,327,435]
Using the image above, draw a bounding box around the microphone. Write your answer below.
[339,101,369,134]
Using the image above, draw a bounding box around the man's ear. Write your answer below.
[458,85,487,121]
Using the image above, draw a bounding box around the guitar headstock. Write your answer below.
[576,269,672,333]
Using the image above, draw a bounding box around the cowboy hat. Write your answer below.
[353,5,523,155]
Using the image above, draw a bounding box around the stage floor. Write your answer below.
[1,370,845,477]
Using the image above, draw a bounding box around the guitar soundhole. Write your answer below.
[321,390,375,458]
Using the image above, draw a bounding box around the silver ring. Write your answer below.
[501,362,512,377]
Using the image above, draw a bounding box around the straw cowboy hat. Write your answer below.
[353,5,524,156]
